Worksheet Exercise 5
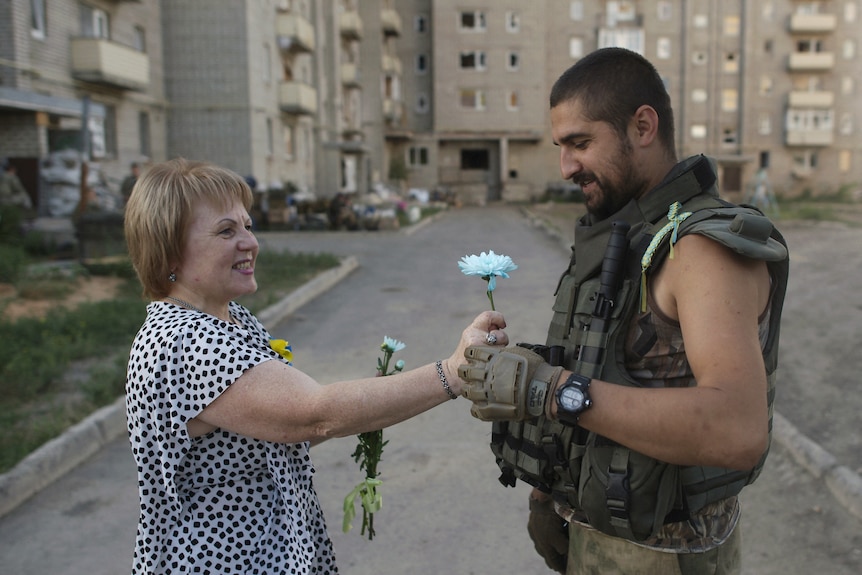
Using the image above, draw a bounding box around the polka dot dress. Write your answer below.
[126,301,337,574]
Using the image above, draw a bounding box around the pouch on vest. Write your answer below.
[578,438,681,541]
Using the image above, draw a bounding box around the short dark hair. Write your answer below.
[550,48,676,157]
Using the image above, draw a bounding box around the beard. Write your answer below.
[579,139,647,221]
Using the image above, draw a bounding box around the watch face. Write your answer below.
[559,386,586,412]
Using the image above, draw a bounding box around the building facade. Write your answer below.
[391,0,862,204]
[0,0,165,213]
[2,0,859,214]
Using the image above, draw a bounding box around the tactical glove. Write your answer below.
[458,345,564,421]
[527,495,568,574]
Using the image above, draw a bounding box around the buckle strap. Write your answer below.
[606,448,637,541]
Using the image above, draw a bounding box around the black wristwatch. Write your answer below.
[555,373,592,425]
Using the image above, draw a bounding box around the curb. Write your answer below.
[0,255,359,519]
[521,206,862,523]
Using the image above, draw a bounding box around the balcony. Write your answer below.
[279,81,317,115]
[381,8,402,37]
[340,10,363,40]
[788,91,834,108]
[70,38,149,91]
[785,128,833,146]
[340,63,361,88]
[789,13,837,33]
[382,54,402,76]
[276,13,315,53]
[787,52,835,71]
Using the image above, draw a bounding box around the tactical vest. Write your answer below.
[491,155,789,542]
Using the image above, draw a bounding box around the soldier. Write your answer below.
[0,159,33,211]
[459,48,789,574]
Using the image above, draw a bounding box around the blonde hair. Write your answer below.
[124,158,253,300]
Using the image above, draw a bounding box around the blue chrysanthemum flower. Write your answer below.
[458,250,518,291]
[381,336,406,353]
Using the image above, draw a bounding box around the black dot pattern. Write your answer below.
[126,301,337,573]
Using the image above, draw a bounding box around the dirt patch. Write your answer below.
[0,275,124,322]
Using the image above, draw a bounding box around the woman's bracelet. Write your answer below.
[435,360,458,400]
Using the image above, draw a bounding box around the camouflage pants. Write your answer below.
[566,521,741,575]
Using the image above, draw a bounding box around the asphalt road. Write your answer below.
[0,205,860,574]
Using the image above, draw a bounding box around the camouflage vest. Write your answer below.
[490,155,789,542]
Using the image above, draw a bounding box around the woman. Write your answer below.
[124,158,507,574]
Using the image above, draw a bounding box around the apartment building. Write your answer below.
[1,0,402,214]
[3,1,858,214]
[0,0,165,212]
[392,0,862,204]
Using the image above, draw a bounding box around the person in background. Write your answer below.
[0,158,35,240]
[120,162,140,207]
[459,47,789,574]
[123,157,507,574]
[0,158,33,211]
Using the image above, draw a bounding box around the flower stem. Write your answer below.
[486,289,496,311]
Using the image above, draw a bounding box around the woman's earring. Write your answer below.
[169,272,177,282]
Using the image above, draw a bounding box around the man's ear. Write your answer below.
[632,105,660,146]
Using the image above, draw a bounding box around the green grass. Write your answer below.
[0,249,340,473]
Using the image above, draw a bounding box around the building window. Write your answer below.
[506,11,520,32]
[266,118,274,156]
[416,93,429,114]
[31,0,47,39]
[81,5,110,39]
[598,28,644,54]
[724,52,739,73]
[657,2,672,21]
[692,51,707,65]
[657,37,671,59]
[103,105,117,158]
[416,54,428,74]
[764,39,773,55]
[722,127,738,146]
[846,2,858,22]
[133,25,146,52]
[89,115,107,159]
[415,15,427,33]
[793,151,818,173]
[138,111,151,157]
[569,37,584,58]
[843,39,856,59]
[839,150,851,172]
[507,51,520,71]
[690,124,707,139]
[721,89,738,111]
[459,11,486,32]
[691,88,707,103]
[408,146,429,166]
[507,91,519,110]
[461,149,489,170]
[796,38,824,53]
[570,1,584,21]
[460,51,487,70]
[283,125,294,160]
[842,76,854,95]
[839,113,853,135]
[693,14,708,28]
[724,15,740,36]
[759,75,773,95]
[786,109,834,131]
[459,89,486,110]
[758,113,772,135]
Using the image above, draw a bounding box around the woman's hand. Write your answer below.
[443,310,508,395]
